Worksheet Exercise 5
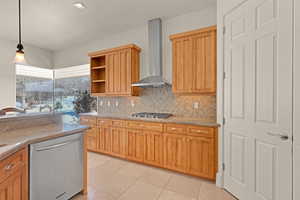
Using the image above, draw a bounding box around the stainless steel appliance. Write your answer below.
[30,133,83,200]
[132,112,173,119]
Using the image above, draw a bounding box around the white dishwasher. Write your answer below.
[30,133,83,200]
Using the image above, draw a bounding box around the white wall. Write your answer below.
[53,5,217,82]
[0,38,53,108]
[294,0,300,199]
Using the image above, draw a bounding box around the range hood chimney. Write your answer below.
[132,18,170,88]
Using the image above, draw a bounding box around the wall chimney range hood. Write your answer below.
[132,18,170,88]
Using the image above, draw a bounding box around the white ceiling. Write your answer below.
[0,0,216,51]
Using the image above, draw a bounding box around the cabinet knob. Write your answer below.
[4,163,14,171]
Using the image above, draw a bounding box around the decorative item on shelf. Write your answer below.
[14,0,26,65]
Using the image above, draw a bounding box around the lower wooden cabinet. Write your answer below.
[186,136,216,179]
[110,127,126,157]
[163,133,187,173]
[0,148,28,200]
[86,128,98,151]
[81,116,218,180]
[125,129,145,162]
[144,131,163,166]
[99,127,112,153]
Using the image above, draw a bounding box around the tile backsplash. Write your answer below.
[97,86,216,120]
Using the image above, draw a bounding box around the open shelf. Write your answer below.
[93,80,105,83]
[92,66,106,70]
[90,55,106,94]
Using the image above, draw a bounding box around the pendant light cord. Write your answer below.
[18,0,21,45]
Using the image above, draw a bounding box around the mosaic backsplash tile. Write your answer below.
[97,86,216,121]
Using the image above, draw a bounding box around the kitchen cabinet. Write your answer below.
[0,148,28,200]
[125,129,145,162]
[80,116,218,180]
[163,133,187,173]
[186,135,215,179]
[86,128,98,151]
[88,44,140,96]
[110,127,126,157]
[98,127,111,154]
[144,131,163,166]
[170,26,217,94]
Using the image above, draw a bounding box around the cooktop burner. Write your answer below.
[131,112,173,119]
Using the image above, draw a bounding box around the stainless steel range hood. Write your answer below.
[132,18,170,88]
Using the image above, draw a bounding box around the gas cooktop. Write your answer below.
[131,112,173,119]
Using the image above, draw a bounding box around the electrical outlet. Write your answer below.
[115,101,119,107]
[107,101,111,107]
[131,100,135,107]
[100,101,103,106]
[193,102,199,109]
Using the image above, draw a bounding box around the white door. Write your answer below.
[223,0,293,200]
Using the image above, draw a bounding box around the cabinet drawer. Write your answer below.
[80,116,97,126]
[0,148,26,183]
[126,121,163,132]
[111,120,125,127]
[165,124,187,134]
[97,118,112,127]
[187,126,214,137]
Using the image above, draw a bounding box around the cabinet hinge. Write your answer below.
[223,26,226,35]
[223,118,226,125]
[222,163,226,171]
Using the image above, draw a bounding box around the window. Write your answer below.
[16,64,97,118]
[54,65,97,115]
[16,65,54,113]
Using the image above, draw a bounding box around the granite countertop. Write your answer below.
[0,115,89,161]
[80,113,220,127]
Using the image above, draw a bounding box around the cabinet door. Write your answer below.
[172,38,193,94]
[111,127,126,157]
[125,129,145,162]
[0,171,27,200]
[163,133,187,172]
[98,127,111,153]
[86,128,98,151]
[119,50,132,95]
[192,31,216,93]
[186,136,216,179]
[106,52,120,94]
[144,131,163,166]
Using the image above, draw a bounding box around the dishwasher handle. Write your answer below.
[35,141,72,152]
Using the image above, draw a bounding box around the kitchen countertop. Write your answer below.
[0,115,89,161]
[80,113,220,127]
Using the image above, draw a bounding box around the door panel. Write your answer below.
[163,133,187,172]
[186,136,215,179]
[224,0,293,199]
[99,127,111,153]
[119,50,131,94]
[111,127,126,157]
[144,131,163,166]
[172,38,193,93]
[193,31,216,93]
[125,129,145,162]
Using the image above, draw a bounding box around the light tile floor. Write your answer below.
[72,152,237,200]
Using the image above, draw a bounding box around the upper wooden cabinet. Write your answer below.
[88,44,141,96]
[170,26,217,94]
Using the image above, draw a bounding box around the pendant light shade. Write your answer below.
[14,0,26,64]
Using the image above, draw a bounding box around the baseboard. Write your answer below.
[216,171,224,188]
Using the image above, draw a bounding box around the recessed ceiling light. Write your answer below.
[73,2,86,9]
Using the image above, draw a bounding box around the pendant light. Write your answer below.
[14,0,26,64]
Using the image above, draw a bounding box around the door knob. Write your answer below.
[267,132,289,140]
